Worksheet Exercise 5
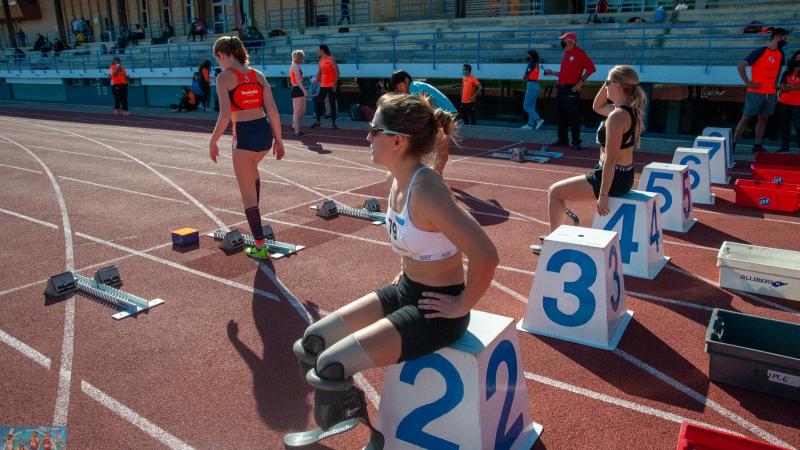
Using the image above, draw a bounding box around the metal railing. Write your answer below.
[585,0,790,13]
[1,21,796,75]
[267,0,371,30]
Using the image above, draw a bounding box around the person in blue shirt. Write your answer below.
[390,70,456,174]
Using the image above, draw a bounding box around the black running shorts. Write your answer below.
[233,116,273,152]
[585,163,635,199]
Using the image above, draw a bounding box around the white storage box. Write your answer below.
[717,241,800,302]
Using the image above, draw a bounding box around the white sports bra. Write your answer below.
[386,166,460,262]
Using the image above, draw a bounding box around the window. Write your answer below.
[163,0,172,27]
[141,0,149,28]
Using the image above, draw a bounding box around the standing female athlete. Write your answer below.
[289,49,309,137]
[209,36,285,259]
[531,65,646,254]
[288,93,499,444]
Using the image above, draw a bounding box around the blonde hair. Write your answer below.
[376,92,459,159]
[213,36,249,66]
[608,65,646,148]
[291,49,305,63]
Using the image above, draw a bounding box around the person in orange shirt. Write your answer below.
[198,59,212,111]
[109,57,130,116]
[311,44,340,129]
[460,64,482,125]
[521,49,544,130]
[733,28,788,153]
[171,86,197,112]
[778,50,800,153]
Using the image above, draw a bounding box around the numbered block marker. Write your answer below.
[673,147,715,205]
[702,127,734,169]
[694,136,730,184]
[638,163,697,233]
[592,190,670,280]
[376,310,543,450]
[518,225,633,350]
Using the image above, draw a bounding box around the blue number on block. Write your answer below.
[486,340,523,450]
[649,201,660,252]
[609,245,621,312]
[396,353,464,450]
[679,155,701,189]
[681,170,692,219]
[602,203,639,264]
[543,249,597,327]
[645,171,673,214]
[696,139,722,159]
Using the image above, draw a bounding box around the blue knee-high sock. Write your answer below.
[245,206,264,242]
[255,179,261,204]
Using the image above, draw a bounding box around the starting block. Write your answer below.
[45,269,164,320]
[701,127,734,169]
[208,225,303,258]
[673,147,715,205]
[718,241,800,302]
[638,163,697,233]
[376,310,542,449]
[592,190,669,280]
[694,135,730,184]
[518,225,633,350]
[312,199,387,225]
[488,146,559,164]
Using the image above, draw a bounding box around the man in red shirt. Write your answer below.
[733,28,788,153]
[109,57,130,116]
[544,32,596,151]
[460,64,482,125]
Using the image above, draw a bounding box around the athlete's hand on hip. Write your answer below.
[273,140,285,160]
[419,292,468,319]
[209,140,219,163]
[597,194,610,216]
[746,81,761,90]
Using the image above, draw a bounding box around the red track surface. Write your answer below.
[0,105,798,450]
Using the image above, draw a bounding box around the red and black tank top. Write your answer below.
[227,67,264,112]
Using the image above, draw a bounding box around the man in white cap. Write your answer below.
[545,32,596,151]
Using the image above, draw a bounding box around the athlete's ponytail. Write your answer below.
[377,92,460,159]
[608,65,647,148]
[213,36,249,66]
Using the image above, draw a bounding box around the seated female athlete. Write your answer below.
[292,93,499,442]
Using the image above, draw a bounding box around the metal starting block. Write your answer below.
[208,226,304,259]
[45,269,164,320]
[488,146,561,164]
[312,198,387,225]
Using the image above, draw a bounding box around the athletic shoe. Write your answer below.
[245,246,270,259]
[535,118,545,130]
[521,124,533,130]
[530,244,542,255]
[751,144,765,153]
[310,122,321,128]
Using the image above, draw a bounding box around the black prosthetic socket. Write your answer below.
[313,384,367,431]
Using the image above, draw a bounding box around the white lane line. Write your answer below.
[58,176,188,204]
[81,380,196,450]
[0,329,52,369]
[491,280,529,303]
[450,140,524,163]
[0,162,44,173]
[524,371,738,435]
[0,133,76,427]
[614,349,795,449]
[0,206,60,230]
[665,265,800,315]
[75,232,281,302]
[1,117,228,231]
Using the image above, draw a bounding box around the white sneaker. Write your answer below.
[521,124,533,130]
[535,118,545,130]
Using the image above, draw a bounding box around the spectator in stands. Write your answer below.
[84,18,95,42]
[289,49,309,136]
[15,27,26,48]
[52,39,67,56]
[531,65,646,254]
[587,0,608,24]
[674,0,689,11]
[733,27,788,153]
[40,38,52,56]
[130,24,145,45]
[311,44,340,129]
[545,31,596,151]
[391,70,457,174]
[338,0,351,25]
[71,17,82,37]
[32,34,44,51]
[777,50,800,153]
[14,47,25,61]
[171,86,197,112]
[189,18,206,42]
[460,64,482,125]
[522,50,545,130]
[243,26,264,47]
[198,60,212,111]
[109,57,130,116]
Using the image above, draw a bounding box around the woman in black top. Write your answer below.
[532,65,646,254]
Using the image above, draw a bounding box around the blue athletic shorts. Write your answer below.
[743,92,777,117]
[233,116,273,152]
